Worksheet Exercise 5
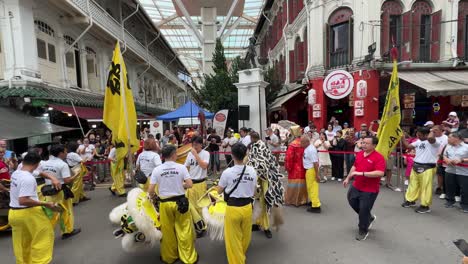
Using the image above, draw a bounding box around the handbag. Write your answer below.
[224,165,247,202]
[134,158,148,184]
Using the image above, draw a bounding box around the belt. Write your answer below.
[414,162,436,167]
[227,197,253,207]
[10,206,34,210]
[159,195,186,203]
[192,178,207,184]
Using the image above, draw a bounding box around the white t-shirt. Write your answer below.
[219,165,257,198]
[223,137,238,152]
[444,143,468,175]
[66,152,83,167]
[436,134,448,152]
[267,134,281,152]
[325,131,336,141]
[17,160,44,178]
[411,139,441,164]
[9,170,39,208]
[42,156,71,184]
[108,148,116,160]
[78,144,95,161]
[150,161,190,197]
[240,135,251,147]
[303,145,319,170]
[137,150,162,176]
[184,150,210,180]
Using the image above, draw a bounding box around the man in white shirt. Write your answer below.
[239,127,251,147]
[42,144,81,239]
[301,136,321,213]
[222,130,238,167]
[9,151,60,264]
[77,138,96,161]
[184,136,210,237]
[401,127,440,214]
[66,142,90,204]
[432,125,449,197]
[217,143,257,264]
[148,145,197,264]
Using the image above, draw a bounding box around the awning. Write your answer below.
[0,107,77,140]
[269,89,303,112]
[49,104,154,121]
[398,71,468,97]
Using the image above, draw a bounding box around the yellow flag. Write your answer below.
[376,60,403,160]
[103,42,139,161]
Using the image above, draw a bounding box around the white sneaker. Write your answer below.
[331,177,336,181]
[338,178,342,182]
[455,196,461,202]
[394,187,402,192]
[404,180,409,186]
[439,193,446,199]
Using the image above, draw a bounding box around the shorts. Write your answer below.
[386,155,395,170]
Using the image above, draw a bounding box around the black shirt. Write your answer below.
[207,135,221,152]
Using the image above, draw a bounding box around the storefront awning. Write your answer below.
[0,107,77,140]
[398,71,468,97]
[269,89,303,112]
[49,104,154,122]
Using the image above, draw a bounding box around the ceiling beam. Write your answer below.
[159,24,254,30]
[221,16,242,42]
[173,0,204,44]
[241,14,257,24]
[156,14,179,26]
[217,0,240,38]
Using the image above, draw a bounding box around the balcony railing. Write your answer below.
[67,0,185,91]
[329,49,349,68]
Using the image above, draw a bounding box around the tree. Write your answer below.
[229,55,249,84]
[263,65,283,106]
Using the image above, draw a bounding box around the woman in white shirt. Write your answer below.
[136,139,162,191]
[314,132,332,183]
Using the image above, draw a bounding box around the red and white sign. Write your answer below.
[323,70,354,100]
[354,100,364,108]
[355,108,364,116]
[312,104,321,111]
[213,110,229,138]
[150,120,163,137]
[356,80,367,99]
[313,111,321,118]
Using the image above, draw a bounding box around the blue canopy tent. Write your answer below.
[157,100,214,121]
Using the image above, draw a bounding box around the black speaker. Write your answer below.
[238,105,250,121]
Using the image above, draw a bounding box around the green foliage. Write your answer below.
[264,65,283,106]
[229,56,249,83]
[212,38,227,74]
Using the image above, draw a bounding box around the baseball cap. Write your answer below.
[424,121,434,127]
[344,122,349,125]
[449,111,457,117]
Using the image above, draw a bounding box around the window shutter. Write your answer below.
[289,50,295,81]
[430,10,441,62]
[283,1,287,24]
[401,11,411,61]
[324,23,330,68]
[37,39,47,60]
[411,11,420,61]
[381,11,390,57]
[457,12,465,58]
[288,0,293,23]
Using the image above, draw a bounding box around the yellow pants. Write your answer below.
[405,168,435,207]
[111,160,126,195]
[71,165,87,204]
[44,191,74,234]
[159,201,197,264]
[186,181,207,231]
[9,206,54,264]
[225,204,253,264]
[305,168,321,208]
[256,179,270,230]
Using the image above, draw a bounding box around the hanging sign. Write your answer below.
[432,102,440,114]
[212,110,229,138]
[308,89,316,105]
[356,80,367,99]
[323,70,354,100]
[150,120,163,137]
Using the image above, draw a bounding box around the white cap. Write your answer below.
[424,121,434,127]
[449,111,457,117]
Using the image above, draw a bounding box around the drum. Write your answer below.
[0,180,11,231]
[176,144,192,164]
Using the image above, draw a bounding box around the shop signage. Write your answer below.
[150,120,163,137]
[213,110,229,138]
[308,89,316,105]
[312,104,321,111]
[354,100,364,108]
[354,108,364,116]
[313,111,321,118]
[433,102,440,114]
[323,70,354,100]
[403,93,415,109]
[356,80,367,99]
[461,95,468,107]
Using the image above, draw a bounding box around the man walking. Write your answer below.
[343,136,385,241]
[301,136,321,213]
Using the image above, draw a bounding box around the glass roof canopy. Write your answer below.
[139,0,265,78]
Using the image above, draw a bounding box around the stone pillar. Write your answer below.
[3,0,40,80]
[201,7,216,75]
[235,68,268,138]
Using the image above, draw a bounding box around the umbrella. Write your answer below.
[277,120,298,130]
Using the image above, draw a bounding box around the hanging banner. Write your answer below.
[323,70,354,99]
[149,120,163,137]
[212,110,229,138]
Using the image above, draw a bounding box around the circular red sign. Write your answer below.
[153,122,159,128]
[215,113,226,122]
[322,70,354,100]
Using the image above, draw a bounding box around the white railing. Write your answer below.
[67,0,186,91]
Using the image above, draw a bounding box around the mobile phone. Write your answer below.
[454,239,468,256]
[265,136,271,141]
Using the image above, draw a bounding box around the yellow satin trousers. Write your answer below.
[44,191,74,234]
[159,201,198,264]
[256,178,270,230]
[186,181,207,230]
[71,164,87,204]
[224,204,253,264]
[110,160,126,195]
[405,168,435,207]
[305,168,321,208]
[9,206,54,264]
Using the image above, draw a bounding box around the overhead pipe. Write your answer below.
[121,3,140,55]
[303,0,311,80]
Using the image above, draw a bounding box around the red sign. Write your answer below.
[323,70,354,100]
[215,113,226,122]
[153,122,159,128]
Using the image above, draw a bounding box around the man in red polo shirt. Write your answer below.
[343,136,386,241]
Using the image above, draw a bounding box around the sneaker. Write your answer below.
[252,224,260,231]
[337,178,343,182]
[118,193,127,198]
[355,230,369,241]
[439,193,446,199]
[196,230,206,238]
[455,196,461,202]
[444,202,455,208]
[109,187,116,196]
[368,215,376,230]
[62,228,82,240]
[404,180,409,186]
[435,187,442,195]
[401,201,416,208]
[307,207,321,213]
[331,177,336,181]
[264,229,272,239]
[415,206,431,214]
[79,197,91,202]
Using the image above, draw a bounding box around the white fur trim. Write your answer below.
[109,202,127,224]
[252,201,262,223]
[202,207,225,241]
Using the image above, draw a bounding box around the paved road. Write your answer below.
[1,182,467,264]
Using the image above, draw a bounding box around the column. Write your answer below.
[201,7,216,75]
[235,68,268,138]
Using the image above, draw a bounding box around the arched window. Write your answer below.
[458,0,468,60]
[381,1,403,60]
[64,35,78,49]
[411,1,432,62]
[326,8,353,68]
[34,20,55,37]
